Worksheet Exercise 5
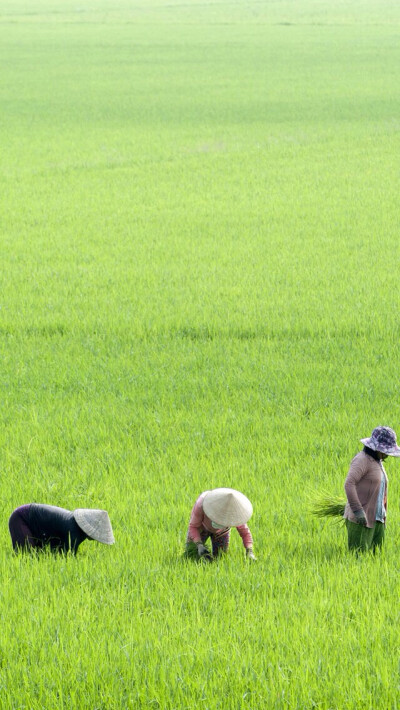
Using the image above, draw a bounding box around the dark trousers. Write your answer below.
[345,519,385,553]
[8,505,39,550]
[185,529,231,559]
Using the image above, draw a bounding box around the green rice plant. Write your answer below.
[1,0,400,707]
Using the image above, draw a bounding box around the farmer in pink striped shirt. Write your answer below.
[185,488,256,562]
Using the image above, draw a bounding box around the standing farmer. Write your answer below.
[344,426,400,552]
[185,488,256,561]
[9,503,115,554]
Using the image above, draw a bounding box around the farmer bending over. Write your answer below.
[185,487,256,561]
[344,426,400,553]
[9,503,115,554]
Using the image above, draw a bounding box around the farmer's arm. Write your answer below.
[236,525,256,560]
[187,494,206,543]
[236,524,253,549]
[344,458,366,514]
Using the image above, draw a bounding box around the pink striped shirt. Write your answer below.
[187,491,253,548]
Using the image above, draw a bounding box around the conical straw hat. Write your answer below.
[203,488,253,527]
[73,509,115,545]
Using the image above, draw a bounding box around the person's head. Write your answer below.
[73,509,115,545]
[360,426,400,459]
[363,446,387,461]
[203,488,253,528]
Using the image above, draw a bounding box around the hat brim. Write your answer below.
[360,438,400,457]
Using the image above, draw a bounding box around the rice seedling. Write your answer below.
[311,492,346,521]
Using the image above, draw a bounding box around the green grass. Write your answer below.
[2,0,400,707]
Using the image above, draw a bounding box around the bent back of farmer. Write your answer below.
[185,488,256,561]
[9,503,115,554]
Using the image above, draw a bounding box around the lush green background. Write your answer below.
[1,0,400,707]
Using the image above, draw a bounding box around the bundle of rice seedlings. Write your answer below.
[311,492,346,520]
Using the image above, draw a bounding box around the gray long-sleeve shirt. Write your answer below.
[344,451,387,528]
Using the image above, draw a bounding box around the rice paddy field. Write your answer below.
[1,0,400,707]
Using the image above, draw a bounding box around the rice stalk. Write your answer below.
[311,492,346,520]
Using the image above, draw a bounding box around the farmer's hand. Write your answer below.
[354,509,367,527]
[246,547,257,561]
[197,543,212,561]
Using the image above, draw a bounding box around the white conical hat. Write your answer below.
[203,488,253,527]
[73,509,115,545]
